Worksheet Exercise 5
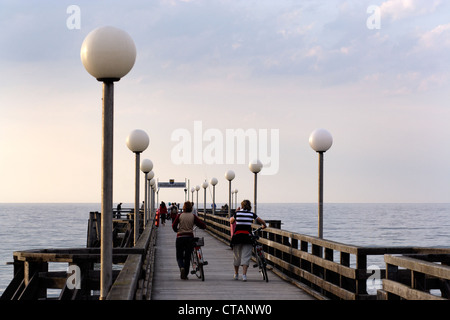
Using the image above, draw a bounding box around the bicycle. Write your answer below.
[190,236,208,281]
[251,226,269,282]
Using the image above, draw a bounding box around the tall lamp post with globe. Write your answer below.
[80,26,136,299]
[309,128,333,239]
[202,181,208,219]
[195,185,200,214]
[146,170,155,224]
[127,129,150,246]
[140,159,153,228]
[210,177,218,215]
[225,170,235,217]
[249,159,263,216]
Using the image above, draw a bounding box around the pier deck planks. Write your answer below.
[151,223,315,300]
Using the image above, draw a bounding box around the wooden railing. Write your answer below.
[0,247,141,300]
[199,212,450,300]
[1,211,157,300]
[3,209,448,300]
[379,254,450,300]
[107,220,157,300]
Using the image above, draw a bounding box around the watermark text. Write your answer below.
[66,5,81,30]
[171,121,279,175]
[367,5,381,30]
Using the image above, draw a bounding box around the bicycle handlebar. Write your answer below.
[252,226,264,236]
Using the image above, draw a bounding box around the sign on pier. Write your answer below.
[158,179,186,188]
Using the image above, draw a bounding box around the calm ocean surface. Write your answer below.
[1,202,449,295]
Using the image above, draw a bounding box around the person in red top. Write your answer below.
[172,201,207,279]
[159,202,168,225]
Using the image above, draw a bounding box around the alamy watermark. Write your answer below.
[367,265,382,290]
[67,265,81,290]
[171,121,279,175]
[66,5,381,31]
[66,5,81,30]
[367,5,381,30]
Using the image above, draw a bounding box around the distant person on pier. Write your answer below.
[230,199,267,282]
[222,203,228,212]
[172,201,207,280]
[159,201,168,226]
[191,201,198,216]
[170,203,178,220]
[116,203,122,218]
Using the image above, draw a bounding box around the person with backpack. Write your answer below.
[170,203,178,221]
[172,201,207,279]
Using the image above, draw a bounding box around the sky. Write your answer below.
[0,0,449,204]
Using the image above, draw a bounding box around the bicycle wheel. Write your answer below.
[256,246,269,282]
[196,248,205,281]
[190,248,204,280]
[190,250,200,278]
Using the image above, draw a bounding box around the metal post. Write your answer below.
[143,172,148,228]
[152,189,155,217]
[147,179,150,225]
[318,151,324,239]
[149,183,153,221]
[196,190,199,214]
[212,185,216,215]
[203,187,206,220]
[100,81,113,300]
[157,189,159,212]
[231,191,234,210]
[254,173,258,216]
[228,180,231,217]
[156,179,159,210]
[134,152,140,246]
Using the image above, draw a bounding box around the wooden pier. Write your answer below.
[1,208,449,301]
[150,221,314,300]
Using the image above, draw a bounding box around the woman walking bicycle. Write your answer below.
[230,199,267,281]
[172,201,207,280]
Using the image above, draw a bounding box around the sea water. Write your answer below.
[0,203,449,296]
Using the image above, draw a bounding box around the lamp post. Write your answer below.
[127,129,150,246]
[156,187,160,214]
[231,190,235,209]
[225,170,235,217]
[150,178,156,216]
[309,128,333,239]
[140,159,153,228]
[210,177,218,215]
[234,189,238,210]
[249,159,263,216]
[187,179,190,202]
[202,181,208,219]
[146,170,155,224]
[195,185,200,214]
[80,26,136,300]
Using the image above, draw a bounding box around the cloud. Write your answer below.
[1,1,450,203]
[417,23,450,49]
[380,0,442,21]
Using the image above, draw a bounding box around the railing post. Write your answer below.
[356,253,368,297]
[340,252,350,290]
